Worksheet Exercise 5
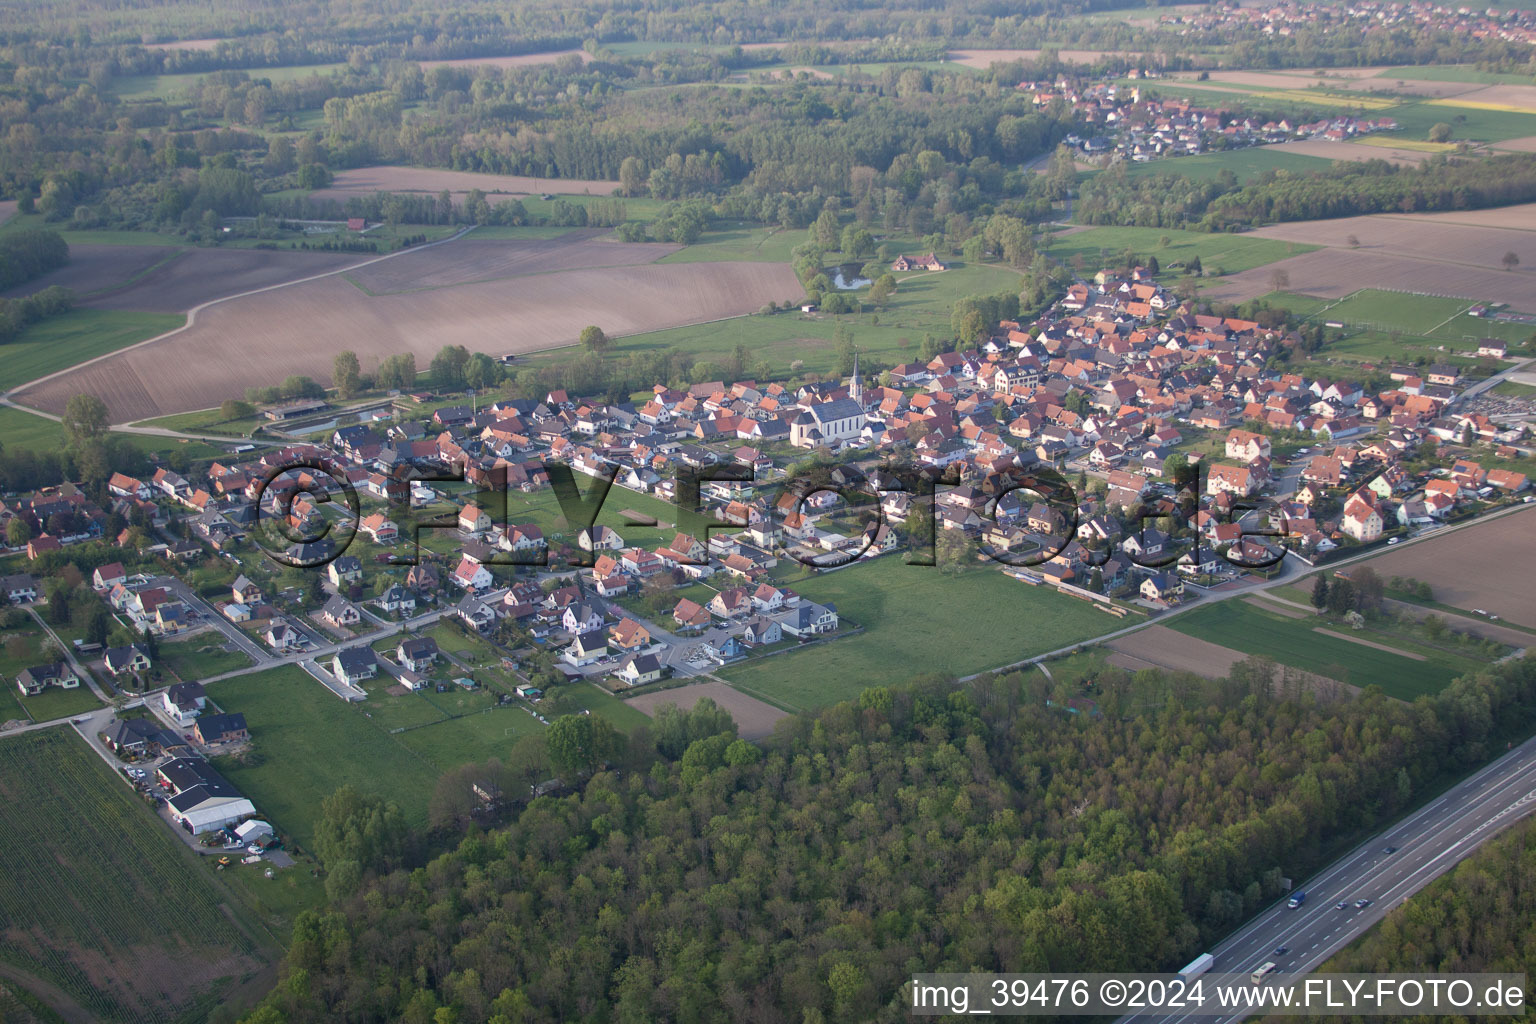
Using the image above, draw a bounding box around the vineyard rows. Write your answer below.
[0,731,267,1024]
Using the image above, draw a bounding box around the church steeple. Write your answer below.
[849,350,863,403]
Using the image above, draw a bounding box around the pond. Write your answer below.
[827,263,871,291]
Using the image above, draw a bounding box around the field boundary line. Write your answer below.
[1,224,479,410]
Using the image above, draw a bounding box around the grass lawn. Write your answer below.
[0,624,101,720]
[1314,289,1472,335]
[132,406,265,436]
[718,556,1127,712]
[17,684,102,721]
[1047,225,1314,276]
[394,704,544,765]
[1425,312,1533,347]
[0,212,189,247]
[1375,65,1536,86]
[0,405,65,449]
[111,63,350,100]
[211,665,443,846]
[537,259,1024,379]
[658,221,803,264]
[0,730,276,1024]
[0,402,229,463]
[210,660,648,846]
[1386,100,1536,143]
[1253,290,1332,319]
[1491,379,1536,397]
[1326,329,1480,365]
[1168,600,1485,699]
[1123,147,1336,182]
[155,635,254,682]
[1349,135,1456,154]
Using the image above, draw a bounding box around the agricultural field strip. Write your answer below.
[1,225,474,408]
[0,731,267,1024]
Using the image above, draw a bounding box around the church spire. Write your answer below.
[849,350,863,403]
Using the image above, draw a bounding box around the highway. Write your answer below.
[1122,729,1536,1023]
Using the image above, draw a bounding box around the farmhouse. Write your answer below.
[104,717,178,756]
[327,556,364,587]
[673,598,711,630]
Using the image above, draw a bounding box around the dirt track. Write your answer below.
[625,680,788,740]
[13,233,800,422]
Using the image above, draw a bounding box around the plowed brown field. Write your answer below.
[625,680,787,740]
[5,245,368,312]
[1353,508,1536,628]
[13,233,799,422]
[1202,209,1536,304]
[312,165,620,202]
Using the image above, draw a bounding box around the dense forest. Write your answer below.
[230,655,1536,1024]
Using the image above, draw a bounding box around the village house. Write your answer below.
[16,662,79,696]
[615,653,664,686]
[161,681,207,725]
[332,647,379,685]
[608,618,651,652]
[103,643,152,679]
[321,595,362,629]
[397,637,439,673]
[564,629,609,667]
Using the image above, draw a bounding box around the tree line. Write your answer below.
[234,652,1536,1023]
[1077,154,1536,231]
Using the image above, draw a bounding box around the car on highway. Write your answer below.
[1383,846,1397,854]
[1273,946,1289,956]
[1354,898,1372,908]
[1336,901,1348,910]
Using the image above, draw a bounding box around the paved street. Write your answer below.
[1122,729,1536,1023]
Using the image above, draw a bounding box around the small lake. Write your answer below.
[828,263,871,291]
